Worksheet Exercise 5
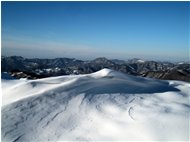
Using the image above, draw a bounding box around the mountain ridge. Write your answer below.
[2,56,190,82]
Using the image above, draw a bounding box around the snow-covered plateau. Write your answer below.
[1,68,190,141]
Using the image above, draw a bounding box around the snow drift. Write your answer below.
[1,68,190,141]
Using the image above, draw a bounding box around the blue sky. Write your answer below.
[1,1,189,61]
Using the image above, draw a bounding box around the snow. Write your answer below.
[178,62,184,65]
[137,59,145,63]
[91,68,113,78]
[1,68,190,141]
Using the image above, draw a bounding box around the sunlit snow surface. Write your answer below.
[2,69,190,141]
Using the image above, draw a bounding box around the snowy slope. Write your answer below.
[1,68,190,141]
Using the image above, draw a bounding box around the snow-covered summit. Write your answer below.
[137,59,145,63]
[92,68,113,77]
[2,69,190,141]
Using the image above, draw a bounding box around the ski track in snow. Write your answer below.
[1,68,190,141]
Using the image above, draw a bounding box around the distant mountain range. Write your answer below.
[1,56,190,82]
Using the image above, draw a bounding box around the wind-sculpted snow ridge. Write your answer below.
[2,68,190,141]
